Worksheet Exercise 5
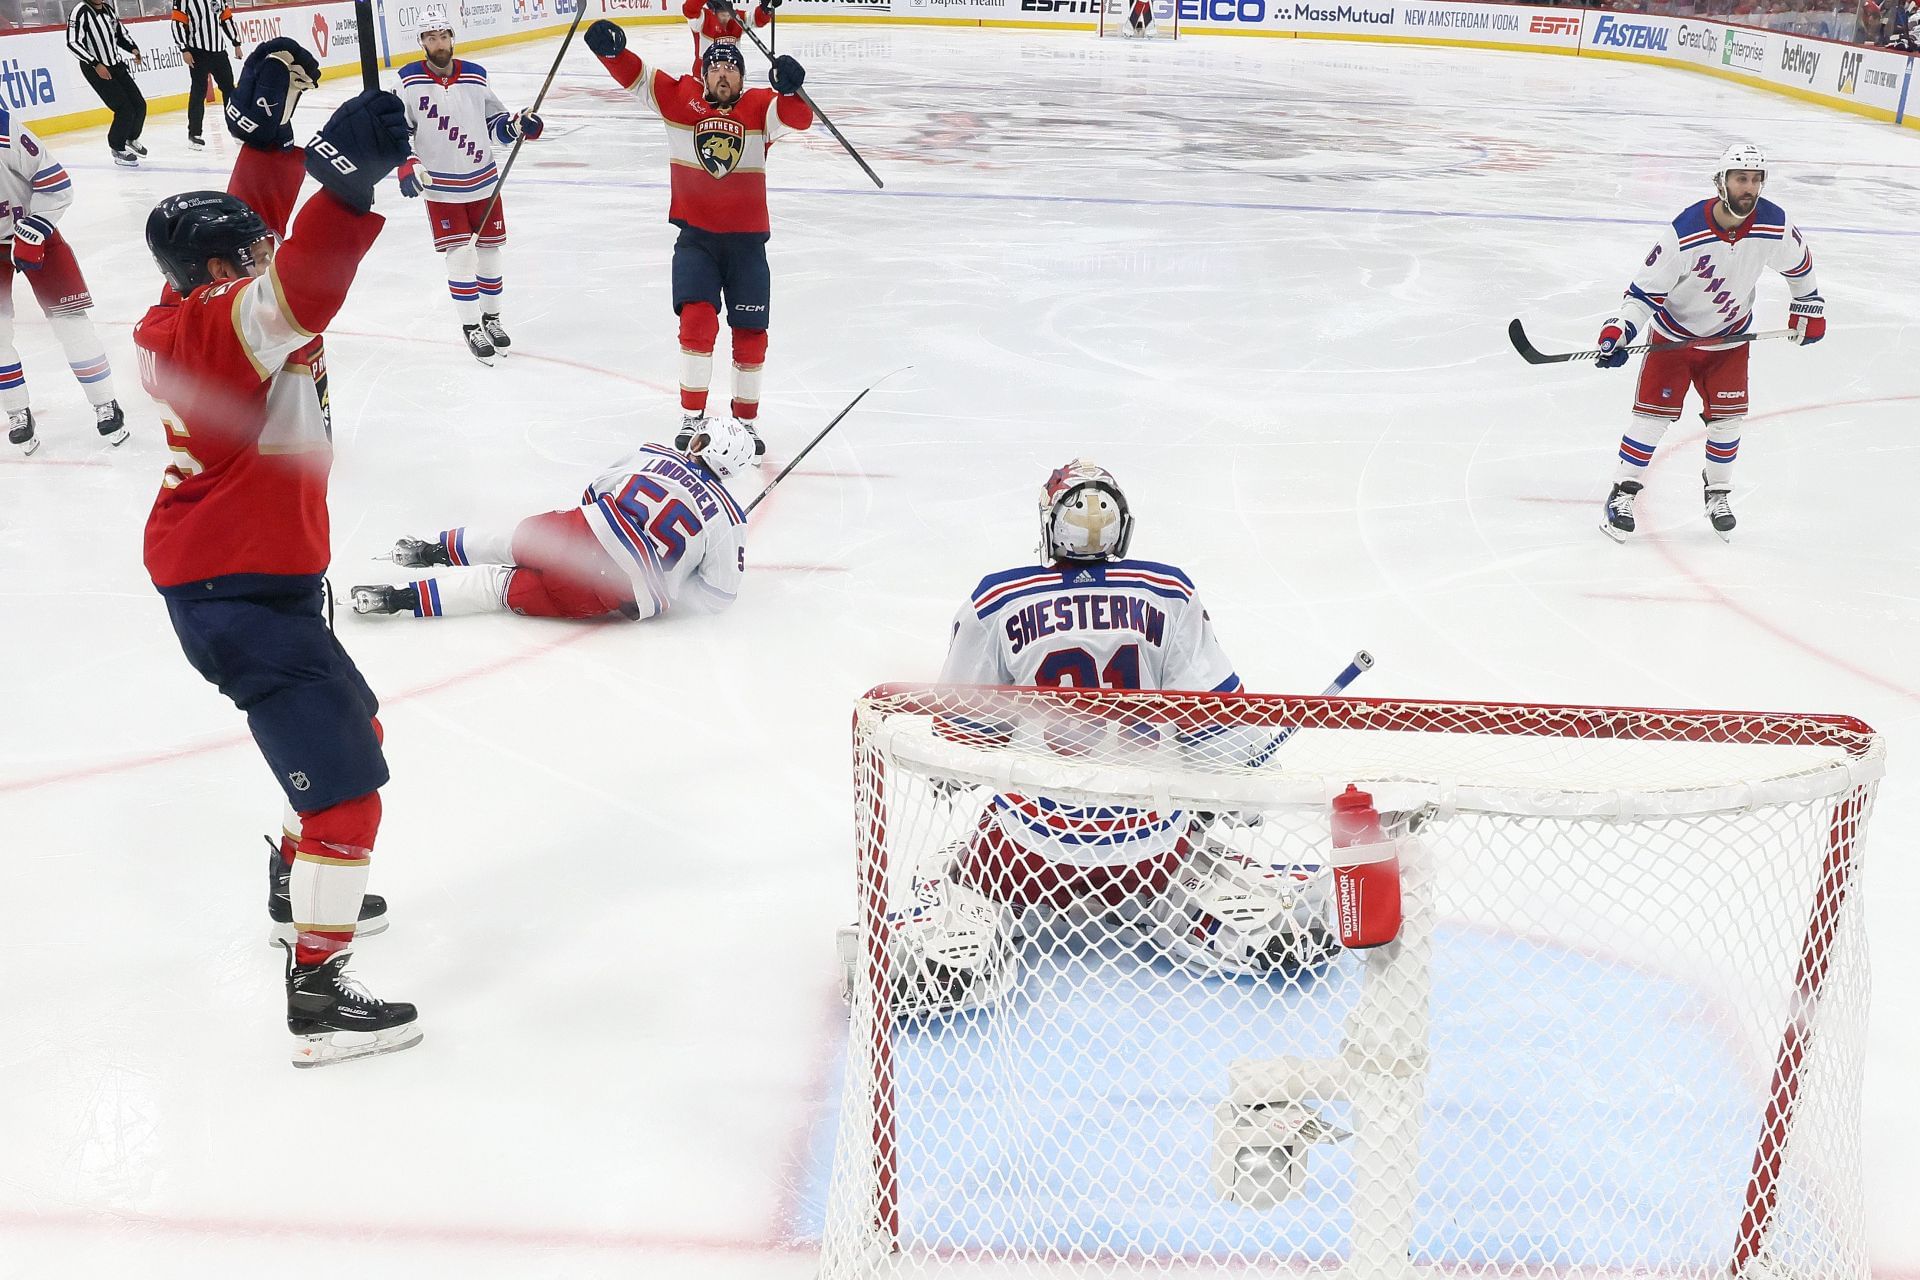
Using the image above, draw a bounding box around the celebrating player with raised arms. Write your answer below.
[139,39,420,1067]
[851,461,1337,1018]
[683,0,774,73]
[1,109,127,456]
[1595,142,1823,543]
[584,17,813,462]
[348,417,752,622]
[395,4,544,366]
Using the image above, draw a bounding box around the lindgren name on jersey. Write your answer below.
[1005,594,1168,655]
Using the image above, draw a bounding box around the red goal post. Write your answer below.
[823,685,1883,1280]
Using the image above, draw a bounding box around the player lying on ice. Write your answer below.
[842,461,1341,1019]
[349,416,754,621]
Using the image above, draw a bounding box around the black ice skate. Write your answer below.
[462,323,496,367]
[480,312,511,355]
[283,944,422,1068]
[7,408,37,457]
[265,836,388,948]
[349,583,420,616]
[95,400,128,446]
[674,411,704,452]
[1600,480,1643,544]
[126,140,148,158]
[739,419,767,460]
[1702,472,1735,542]
[387,536,451,569]
[187,133,206,150]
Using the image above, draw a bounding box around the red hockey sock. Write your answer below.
[679,303,719,415]
[290,791,381,965]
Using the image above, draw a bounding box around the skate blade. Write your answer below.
[1600,522,1630,544]
[268,915,389,948]
[291,1023,423,1069]
[1713,525,1734,543]
[101,428,129,447]
[13,437,39,457]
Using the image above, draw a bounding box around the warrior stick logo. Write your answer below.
[695,117,746,178]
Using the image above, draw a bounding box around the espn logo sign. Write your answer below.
[1530,13,1578,35]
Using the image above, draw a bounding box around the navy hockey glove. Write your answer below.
[11,216,53,271]
[1594,317,1637,369]
[770,54,805,95]
[226,38,321,150]
[585,19,626,57]
[397,155,425,199]
[304,91,412,213]
[510,109,544,141]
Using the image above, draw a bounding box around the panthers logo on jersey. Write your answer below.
[694,117,745,178]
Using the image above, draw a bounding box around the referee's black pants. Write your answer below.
[184,47,235,139]
[78,62,146,150]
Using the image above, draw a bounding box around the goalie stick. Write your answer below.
[467,0,592,245]
[1244,649,1375,769]
[1507,318,1795,366]
[706,0,884,189]
[743,367,911,517]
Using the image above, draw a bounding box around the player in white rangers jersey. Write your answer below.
[1596,142,1824,543]
[0,107,125,456]
[349,418,753,622]
[394,5,544,366]
[854,461,1336,1018]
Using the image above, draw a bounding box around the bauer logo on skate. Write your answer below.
[695,118,745,178]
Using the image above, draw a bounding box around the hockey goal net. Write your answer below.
[1098,0,1179,38]
[821,686,1881,1280]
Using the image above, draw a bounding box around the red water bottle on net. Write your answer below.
[1329,784,1402,949]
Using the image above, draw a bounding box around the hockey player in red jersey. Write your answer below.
[139,39,421,1068]
[683,0,774,73]
[584,17,813,462]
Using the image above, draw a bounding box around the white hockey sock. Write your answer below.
[445,243,483,326]
[291,845,371,934]
[440,524,516,567]
[1703,420,1742,489]
[1614,413,1674,484]
[0,307,25,414]
[48,312,115,406]
[681,348,713,414]
[412,564,512,617]
[475,245,504,318]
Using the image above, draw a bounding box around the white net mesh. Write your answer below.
[820,687,1881,1280]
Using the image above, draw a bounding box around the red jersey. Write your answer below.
[593,46,812,235]
[139,147,385,588]
[682,0,769,70]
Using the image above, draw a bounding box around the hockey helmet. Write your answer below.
[1040,459,1134,563]
[702,39,746,76]
[1714,141,1766,199]
[687,415,757,478]
[145,191,274,296]
[416,4,455,39]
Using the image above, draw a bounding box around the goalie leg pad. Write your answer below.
[848,874,1019,1018]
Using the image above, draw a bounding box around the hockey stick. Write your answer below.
[743,366,910,517]
[466,0,592,245]
[1507,318,1796,366]
[354,0,379,90]
[1244,649,1375,769]
[706,0,884,189]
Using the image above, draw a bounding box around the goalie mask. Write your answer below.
[1040,460,1134,563]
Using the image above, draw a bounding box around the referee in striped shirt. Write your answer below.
[66,0,147,166]
[172,0,242,149]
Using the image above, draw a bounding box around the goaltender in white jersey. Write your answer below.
[843,461,1337,1021]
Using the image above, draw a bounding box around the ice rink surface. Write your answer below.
[1,22,1917,1278]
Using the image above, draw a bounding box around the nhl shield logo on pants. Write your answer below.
[289,771,311,792]
[695,118,746,178]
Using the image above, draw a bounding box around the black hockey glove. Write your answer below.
[226,37,321,150]
[761,0,782,9]
[584,19,626,57]
[304,91,412,213]
[770,54,805,95]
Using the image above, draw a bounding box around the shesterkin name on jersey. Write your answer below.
[970,559,1193,652]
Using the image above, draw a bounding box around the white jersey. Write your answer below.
[1618,197,1819,345]
[939,557,1244,869]
[581,444,746,619]
[397,58,513,202]
[0,109,73,243]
